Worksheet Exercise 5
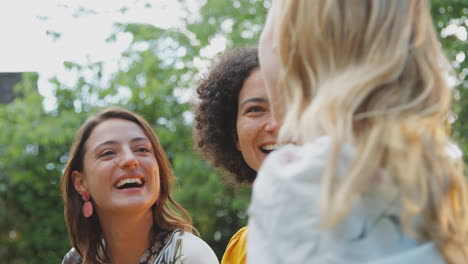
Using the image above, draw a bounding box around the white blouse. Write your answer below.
[247,136,445,264]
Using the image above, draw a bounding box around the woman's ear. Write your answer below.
[72,170,88,196]
[234,134,241,152]
[236,139,241,152]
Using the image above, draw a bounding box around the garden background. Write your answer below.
[0,0,466,262]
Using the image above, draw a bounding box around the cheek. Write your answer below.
[86,162,114,187]
[152,170,161,200]
[148,159,161,184]
[236,120,252,148]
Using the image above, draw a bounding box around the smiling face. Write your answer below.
[72,118,160,216]
[236,69,280,172]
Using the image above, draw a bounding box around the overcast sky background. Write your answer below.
[0,0,204,108]
[1,0,466,109]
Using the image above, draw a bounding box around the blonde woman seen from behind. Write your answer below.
[248,1,468,263]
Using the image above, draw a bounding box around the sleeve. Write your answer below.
[61,248,82,264]
[179,233,220,264]
[221,227,248,264]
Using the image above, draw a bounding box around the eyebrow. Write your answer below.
[239,97,268,110]
[93,137,150,153]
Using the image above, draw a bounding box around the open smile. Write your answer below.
[115,178,144,189]
[113,175,145,191]
[259,144,280,154]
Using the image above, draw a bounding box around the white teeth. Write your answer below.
[261,144,280,151]
[115,178,142,188]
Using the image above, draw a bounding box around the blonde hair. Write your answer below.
[273,0,468,262]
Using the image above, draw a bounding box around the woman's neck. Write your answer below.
[99,209,154,264]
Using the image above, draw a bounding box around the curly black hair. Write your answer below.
[194,46,259,184]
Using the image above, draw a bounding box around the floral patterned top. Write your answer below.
[62,229,219,264]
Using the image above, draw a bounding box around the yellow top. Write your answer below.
[221,226,248,264]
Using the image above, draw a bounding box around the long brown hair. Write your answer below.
[60,107,194,263]
[272,0,468,262]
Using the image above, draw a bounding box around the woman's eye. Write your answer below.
[245,106,265,114]
[136,147,151,153]
[99,150,115,157]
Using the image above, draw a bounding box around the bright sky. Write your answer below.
[1,0,465,109]
[0,0,202,108]
[1,0,195,69]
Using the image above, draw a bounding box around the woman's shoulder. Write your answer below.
[225,226,248,249]
[61,248,82,264]
[253,136,354,204]
[260,136,353,181]
[221,227,248,264]
[157,229,219,264]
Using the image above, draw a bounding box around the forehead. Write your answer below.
[86,118,148,149]
[238,70,267,101]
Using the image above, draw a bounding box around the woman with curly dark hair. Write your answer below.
[194,46,280,264]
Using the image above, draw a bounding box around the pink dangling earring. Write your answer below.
[81,193,93,218]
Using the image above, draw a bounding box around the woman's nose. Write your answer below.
[265,118,280,133]
[119,150,138,169]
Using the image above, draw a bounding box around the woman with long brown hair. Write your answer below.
[60,107,218,264]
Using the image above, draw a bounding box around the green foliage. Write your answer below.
[0,0,466,263]
[429,1,468,161]
[0,73,79,262]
